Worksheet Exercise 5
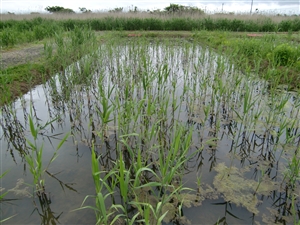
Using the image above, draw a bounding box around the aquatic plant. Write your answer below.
[25,112,69,195]
[1,35,300,224]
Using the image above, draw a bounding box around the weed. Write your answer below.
[270,43,298,66]
[25,111,69,195]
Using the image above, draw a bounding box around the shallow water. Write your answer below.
[1,39,299,224]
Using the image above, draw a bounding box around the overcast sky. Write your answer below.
[1,0,299,14]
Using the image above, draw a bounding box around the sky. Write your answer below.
[1,0,299,14]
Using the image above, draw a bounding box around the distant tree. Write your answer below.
[79,7,92,13]
[129,6,138,13]
[164,4,181,13]
[186,6,205,14]
[45,6,63,12]
[108,7,123,13]
[45,6,75,13]
[164,3,204,15]
[149,9,162,14]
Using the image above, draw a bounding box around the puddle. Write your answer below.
[1,39,299,224]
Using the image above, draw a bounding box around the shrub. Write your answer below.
[61,19,77,30]
[278,20,293,31]
[15,20,33,32]
[168,18,193,30]
[33,25,49,40]
[213,18,227,30]
[236,39,262,58]
[270,44,297,66]
[203,17,215,30]
[259,18,276,32]
[291,18,300,31]
[89,19,104,30]
[0,28,17,46]
[230,19,246,31]
[144,18,163,30]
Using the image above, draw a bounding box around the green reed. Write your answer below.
[88,146,122,224]
[284,153,300,190]
[291,193,300,225]
[75,38,219,223]
[25,112,69,195]
[2,33,299,224]
[2,14,300,48]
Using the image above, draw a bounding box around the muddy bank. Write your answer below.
[1,44,45,70]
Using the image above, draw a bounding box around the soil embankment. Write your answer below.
[1,44,44,70]
[1,44,48,105]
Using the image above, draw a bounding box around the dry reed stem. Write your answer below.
[0,12,297,22]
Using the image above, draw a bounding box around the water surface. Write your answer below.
[1,39,299,224]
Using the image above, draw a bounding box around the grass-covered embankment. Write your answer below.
[1,13,300,105]
[0,26,98,105]
[1,13,300,48]
[193,30,300,90]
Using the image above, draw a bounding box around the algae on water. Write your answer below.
[8,178,31,198]
[213,163,278,214]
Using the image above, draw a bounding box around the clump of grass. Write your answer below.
[268,43,298,67]
[0,24,98,106]
[193,30,300,90]
[25,112,69,195]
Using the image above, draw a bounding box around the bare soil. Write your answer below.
[1,44,44,70]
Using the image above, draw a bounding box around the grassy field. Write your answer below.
[1,13,299,105]
[193,30,300,90]
[1,12,300,48]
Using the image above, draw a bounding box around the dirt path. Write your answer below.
[0,31,107,70]
[0,44,48,105]
[1,44,44,70]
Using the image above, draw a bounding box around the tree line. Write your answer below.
[45,4,205,14]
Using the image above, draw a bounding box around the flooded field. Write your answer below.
[1,38,300,224]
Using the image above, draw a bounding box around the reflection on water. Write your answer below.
[1,38,300,224]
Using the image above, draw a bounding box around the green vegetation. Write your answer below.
[0,17,62,47]
[1,13,300,48]
[193,30,300,90]
[79,7,92,13]
[0,25,98,104]
[0,12,299,94]
[45,6,75,14]
[0,12,300,224]
[25,113,69,195]
[108,7,123,13]
[164,3,204,14]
